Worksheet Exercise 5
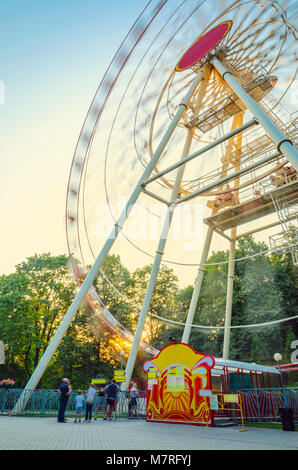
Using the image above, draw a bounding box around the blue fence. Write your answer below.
[1,387,297,423]
[0,389,147,418]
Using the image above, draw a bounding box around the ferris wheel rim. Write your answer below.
[66,0,170,267]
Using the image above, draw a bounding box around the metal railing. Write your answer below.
[229,387,298,424]
[1,387,297,424]
[0,388,147,419]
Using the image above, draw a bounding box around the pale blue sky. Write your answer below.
[0,0,148,274]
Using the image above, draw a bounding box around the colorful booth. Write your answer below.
[143,343,215,426]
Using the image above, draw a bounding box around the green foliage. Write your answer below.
[232,237,285,363]
[0,254,76,386]
[94,255,135,331]
[0,238,297,388]
[128,263,183,349]
[188,249,228,356]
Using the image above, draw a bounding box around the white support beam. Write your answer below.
[122,130,194,390]
[182,225,214,344]
[212,58,298,172]
[142,189,170,206]
[222,230,236,360]
[142,118,258,187]
[175,150,281,205]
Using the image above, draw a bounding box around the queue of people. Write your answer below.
[57,378,139,423]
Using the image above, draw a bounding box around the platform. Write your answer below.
[185,73,276,133]
[204,180,298,232]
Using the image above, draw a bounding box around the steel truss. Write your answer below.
[14,42,298,413]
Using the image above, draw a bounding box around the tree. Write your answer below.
[1,237,296,388]
[0,254,130,388]
[230,236,292,364]
[94,254,135,331]
[129,264,181,350]
[188,249,229,357]
[52,305,116,389]
[0,271,31,383]
[0,254,76,386]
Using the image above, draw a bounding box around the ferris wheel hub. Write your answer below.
[175,20,233,72]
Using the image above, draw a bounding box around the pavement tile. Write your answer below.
[0,416,297,451]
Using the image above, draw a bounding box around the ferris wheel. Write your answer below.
[14,1,297,408]
[65,0,297,373]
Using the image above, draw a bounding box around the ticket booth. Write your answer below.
[143,343,215,426]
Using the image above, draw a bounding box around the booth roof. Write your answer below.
[212,357,280,375]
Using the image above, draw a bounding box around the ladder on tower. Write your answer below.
[269,188,298,265]
[253,103,298,265]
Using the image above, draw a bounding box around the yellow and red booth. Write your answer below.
[143,343,215,426]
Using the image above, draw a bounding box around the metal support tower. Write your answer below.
[14,48,298,411]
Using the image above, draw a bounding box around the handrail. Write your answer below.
[0,388,147,418]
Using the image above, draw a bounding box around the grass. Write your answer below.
[246,422,297,431]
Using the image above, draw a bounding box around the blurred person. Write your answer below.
[130,382,138,417]
[94,385,107,420]
[84,383,97,422]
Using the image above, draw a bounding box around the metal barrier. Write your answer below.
[0,389,147,419]
[1,387,297,423]
[235,388,298,423]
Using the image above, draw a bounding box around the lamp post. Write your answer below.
[0,340,4,365]
[120,350,125,370]
[274,353,283,386]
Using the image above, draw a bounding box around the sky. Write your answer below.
[0,0,148,275]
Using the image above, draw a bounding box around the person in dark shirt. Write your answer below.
[94,385,107,420]
[104,379,120,420]
[57,378,71,423]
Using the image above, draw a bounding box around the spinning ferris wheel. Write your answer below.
[15,0,298,409]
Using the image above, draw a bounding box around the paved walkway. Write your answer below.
[0,416,297,451]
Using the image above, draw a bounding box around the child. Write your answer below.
[74,390,84,423]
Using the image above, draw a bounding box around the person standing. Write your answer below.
[105,379,120,420]
[65,378,72,421]
[84,383,97,422]
[74,390,84,423]
[130,382,138,417]
[94,385,107,420]
[57,378,71,423]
